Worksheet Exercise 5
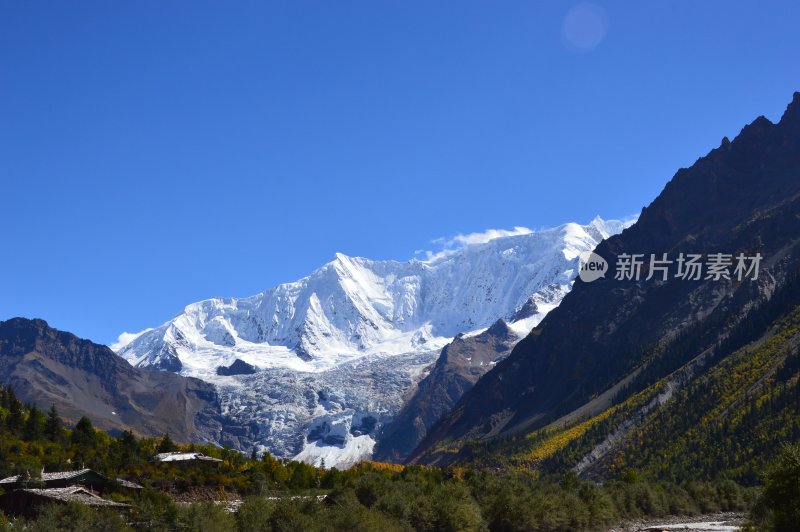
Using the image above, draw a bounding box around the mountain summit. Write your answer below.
[116,217,629,377]
[113,218,630,466]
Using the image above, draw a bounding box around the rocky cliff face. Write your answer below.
[374,319,519,463]
[410,92,800,465]
[0,317,225,443]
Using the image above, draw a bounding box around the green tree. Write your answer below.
[178,502,236,532]
[44,404,63,442]
[267,499,318,532]
[750,443,800,531]
[110,430,142,472]
[24,502,131,532]
[157,433,178,453]
[70,416,97,467]
[236,497,275,532]
[71,416,96,447]
[131,490,180,531]
[23,405,45,441]
[5,389,24,435]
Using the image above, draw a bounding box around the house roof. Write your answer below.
[0,469,104,485]
[16,487,129,508]
[154,452,223,462]
[115,478,144,489]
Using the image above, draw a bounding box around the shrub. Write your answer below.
[749,443,800,532]
[685,481,721,514]
[131,489,179,531]
[429,483,484,532]
[22,503,131,532]
[235,497,275,532]
[327,503,409,532]
[354,472,391,508]
[177,502,236,532]
[267,499,320,532]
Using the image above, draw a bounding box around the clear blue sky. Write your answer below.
[2,1,799,345]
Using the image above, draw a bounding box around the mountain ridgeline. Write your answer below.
[0,318,227,443]
[108,218,629,466]
[410,92,800,471]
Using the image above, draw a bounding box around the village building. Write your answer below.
[153,451,223,463]
[0,469,111,494]
[0,487,129,518]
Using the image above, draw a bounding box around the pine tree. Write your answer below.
[44,404,63,442]
[157,433,178,453]
[71,416,96,448]
[111,430,140,472]
[23,405,44,441]
[5,389,24,436]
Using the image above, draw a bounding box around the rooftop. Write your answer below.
[154,452,223,463]
[115,478,144,489]
[0,468,98,484]
[15,487,129,508]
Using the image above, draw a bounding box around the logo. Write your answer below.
[578,250,608,283]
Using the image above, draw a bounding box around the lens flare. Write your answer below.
[561,2,609,52]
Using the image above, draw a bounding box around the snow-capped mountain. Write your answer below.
[114,217,632,467]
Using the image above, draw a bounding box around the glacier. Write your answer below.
[113,216,632,467]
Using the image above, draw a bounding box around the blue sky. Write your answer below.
[2,1,799,345]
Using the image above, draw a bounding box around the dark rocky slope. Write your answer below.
[0,317,225,442]
[374,319,518,462]
[410,92,800,465]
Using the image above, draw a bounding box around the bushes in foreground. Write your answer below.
[2,469,757,532]
[747,443,800,532]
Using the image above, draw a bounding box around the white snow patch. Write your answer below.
[294,435,376,469]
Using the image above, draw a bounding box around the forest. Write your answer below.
[0,384,798,531]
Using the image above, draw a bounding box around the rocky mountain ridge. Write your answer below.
[409,92,800,466]
[0,317,227,443]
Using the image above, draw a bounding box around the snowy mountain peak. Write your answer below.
[113,218,631,467]
[115,217,630,376]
